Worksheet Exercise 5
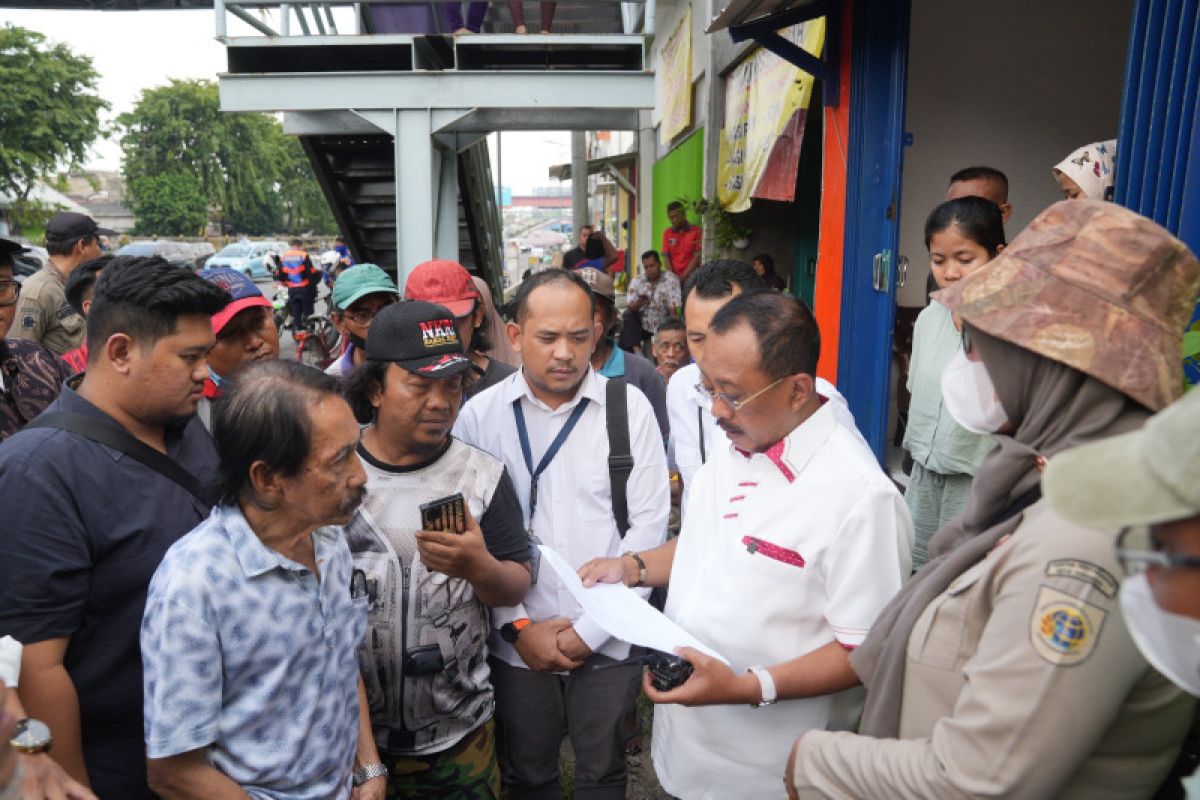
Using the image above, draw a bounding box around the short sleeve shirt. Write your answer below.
[661,224,702,277]
[0,338,71,441]
[626,272,682,334]
[0,385,219,800]
[10,266,85,354]
[142,505,366,799]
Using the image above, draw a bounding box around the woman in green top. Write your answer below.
[905,197,1005,567]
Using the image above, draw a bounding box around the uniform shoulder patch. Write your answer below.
[1030,585,1107,666]
[1045,559,1119,599]
[21,314,36,330]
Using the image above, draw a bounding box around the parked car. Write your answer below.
[206,240,287,280]
[11,245,47,282]
[184,241,216,271]
[115,240,200,272]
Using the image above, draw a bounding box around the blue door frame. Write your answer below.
[835,0,911,461]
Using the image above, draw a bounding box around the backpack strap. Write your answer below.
[605,377,634,538]
[28,412,218,508]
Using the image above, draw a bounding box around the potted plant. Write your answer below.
[682,197,752,252]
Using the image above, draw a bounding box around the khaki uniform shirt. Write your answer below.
[793,501,1194,799]
[11,265,85,355]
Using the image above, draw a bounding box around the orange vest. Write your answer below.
[280,248,310,288]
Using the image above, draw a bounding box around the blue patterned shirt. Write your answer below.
[142,504,367,800]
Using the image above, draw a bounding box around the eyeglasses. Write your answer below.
[1115,526,1200,576]
[0,280,20,307]
[343,298,396,326]
[695,375,786,413]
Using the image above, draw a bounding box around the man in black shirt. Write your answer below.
[343,301,531,797]
[561,225,619,273]
[0,256,228,798]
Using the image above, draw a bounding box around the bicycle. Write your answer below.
[294,314,340,369]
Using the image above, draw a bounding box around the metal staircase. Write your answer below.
[216,0,653,287]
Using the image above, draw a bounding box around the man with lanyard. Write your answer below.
[580,292,912,798]
[326,264,399,379]
[13,212,112,355]
[276,238,318,332]
[453,269,669,799]
[578,266,668,441]
[668,260,863,514]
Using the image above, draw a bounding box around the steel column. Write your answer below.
[393,109,437,283]
[435,145,460,260]
[572,132,590,235]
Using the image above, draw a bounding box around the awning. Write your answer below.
[706,0,840,107]
[548,152,636,182]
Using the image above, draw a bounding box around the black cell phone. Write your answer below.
[419,493,467,534]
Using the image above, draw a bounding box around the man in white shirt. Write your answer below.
[581,292,912,799]
[668,261,864,513]
[453,269,670,799]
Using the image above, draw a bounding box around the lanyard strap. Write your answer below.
[513,397,590,531]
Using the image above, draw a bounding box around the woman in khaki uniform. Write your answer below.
[788,200,1200,799]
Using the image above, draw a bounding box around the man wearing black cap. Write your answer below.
[342,301,531,798]
[12,212,114,355]
[0,238,71,441]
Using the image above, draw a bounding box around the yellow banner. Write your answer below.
[717,19,825,212]
[657,9,692,146]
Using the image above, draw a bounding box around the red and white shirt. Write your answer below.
[653,401,913,799]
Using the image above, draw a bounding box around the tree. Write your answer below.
[0,25,106,234]
[278,138,337,236]
[118,79,335,236]
[128,170,207,236]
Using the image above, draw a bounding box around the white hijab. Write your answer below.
[1054,139,1117,200]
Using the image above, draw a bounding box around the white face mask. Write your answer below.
[940,347,1009,434]
[1120,574,1200,697]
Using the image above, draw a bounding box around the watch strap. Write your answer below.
[623,551,648,587]
[747,665,777,707]
[353,763,388,786]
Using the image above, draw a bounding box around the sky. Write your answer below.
[1,7,570,192]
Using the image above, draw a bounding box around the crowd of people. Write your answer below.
[0,139,1198,800]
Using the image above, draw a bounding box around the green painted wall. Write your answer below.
[651,129,705,259]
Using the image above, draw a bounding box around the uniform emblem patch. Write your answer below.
[1030,585,1106,666]
[21,315,35,329]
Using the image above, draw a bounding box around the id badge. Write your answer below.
[528,531,542,585]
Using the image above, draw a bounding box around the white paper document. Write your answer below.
[538,544,729,664]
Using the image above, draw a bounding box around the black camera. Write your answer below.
[403,645,445,676]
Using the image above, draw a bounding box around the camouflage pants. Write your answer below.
[381,720,501,799]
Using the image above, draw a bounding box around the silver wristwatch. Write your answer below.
[353,763,388,786]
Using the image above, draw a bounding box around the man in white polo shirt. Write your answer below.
[581,291,912,798]
[668,261,863,513]
[453,269,669,799]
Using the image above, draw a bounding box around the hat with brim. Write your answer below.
[365,300,472,377]
[332,263,400,311]
[44,212,116,242]
[404,259,480,318]
[936,200,1200,412]
[200,267,272,334]
[1044,388,1200,528]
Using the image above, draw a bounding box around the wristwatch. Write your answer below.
[623,551,648,588]
[747,666,777,708]
[352,763,388,786]
[9,718,52,754]
[500,618,531,643]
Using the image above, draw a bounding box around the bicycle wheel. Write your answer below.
[299,333,331,368]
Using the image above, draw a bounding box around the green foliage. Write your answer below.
[118,79,335,236]
[682,196,751,250]
[0,25,107,230]
[129,170,207,236]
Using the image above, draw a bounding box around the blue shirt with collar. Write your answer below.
[142,503,367,800]
[0,383,219,800]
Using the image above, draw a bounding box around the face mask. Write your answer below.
[1120,574,1200,696]
[940,347,1009,434]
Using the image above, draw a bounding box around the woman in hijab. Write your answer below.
[787,200,1200,799]
[1054,139,1117,200]
[471,275,520,368]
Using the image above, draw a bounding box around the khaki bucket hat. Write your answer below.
[1044,388,1200,528]
[937,200,1200,412]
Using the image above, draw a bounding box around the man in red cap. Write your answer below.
[405,259,516,399]
[197,267,279,429]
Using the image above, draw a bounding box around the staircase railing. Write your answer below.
[215,0,653,38]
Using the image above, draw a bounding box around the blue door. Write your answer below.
[835,0,912,460]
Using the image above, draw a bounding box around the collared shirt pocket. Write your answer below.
[908,560,987,671]
[739,535,808,578]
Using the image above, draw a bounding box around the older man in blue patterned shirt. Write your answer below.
[141,361,386,800]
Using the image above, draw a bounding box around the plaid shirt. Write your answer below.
[0,338,70,442]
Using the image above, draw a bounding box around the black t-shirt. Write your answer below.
[562,247,588,269]
[465,356,517,401]
[0,387,219,800]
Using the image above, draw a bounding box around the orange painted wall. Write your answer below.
[814,0,853,383]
